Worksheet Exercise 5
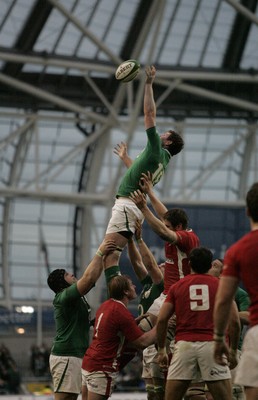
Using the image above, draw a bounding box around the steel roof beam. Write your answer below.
[2,0,53,76]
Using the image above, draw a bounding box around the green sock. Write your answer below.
[104,266,121,285]
[104,266,121,298]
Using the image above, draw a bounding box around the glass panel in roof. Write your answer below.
[202,2,235,67]
[240,8,258,69]
[34,8,68,53]
[55,22,83,56]
[0,0,36,48]
[85,0,138,60]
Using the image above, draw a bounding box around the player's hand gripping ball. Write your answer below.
[115,59,140,83]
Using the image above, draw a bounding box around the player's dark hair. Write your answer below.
[166,130,184,156]
[47,269,70,294]
[163,208,188,230]
[246,182,258,222]
[189,247,213,274]
[108,275,131,300]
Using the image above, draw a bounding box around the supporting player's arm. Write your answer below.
[129,190,178,243]
[227,300,241,369]
[156,301,174,368]
[140,172,168,219]
[213,274,239,366]
[133,219,163,284]
[130,326,157,350]
[77,239,116,295]
[127,237,148,282]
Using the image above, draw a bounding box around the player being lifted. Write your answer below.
[104,65,184,283]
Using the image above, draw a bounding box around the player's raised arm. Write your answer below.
[76,239,116,295]
[144,65,156,130]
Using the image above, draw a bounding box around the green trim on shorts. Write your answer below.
[124,207,132,234]
[56,358,69,392]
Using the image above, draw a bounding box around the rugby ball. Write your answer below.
[115,59,140,83]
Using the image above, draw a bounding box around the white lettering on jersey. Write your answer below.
[189,284,209,311]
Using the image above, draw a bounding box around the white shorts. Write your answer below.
[105,198,144,235]
[82,369,118,397]
[167,341,231,382]
[142,344,164,379]
[234,325,258,387]
[147,293,167,317]
[49,354,83,394]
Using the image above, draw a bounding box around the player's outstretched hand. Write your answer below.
[98,239,117,257]
[228,349,238,370]
[139,171,153,194]
[129,190,147,211]
[113,141,128,160]
[145,65,156,84]
[157,348,168,371]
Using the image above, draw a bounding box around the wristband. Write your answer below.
[214,331,225,337]
[213,333,225,342]
[137,238,143,243]
[96,249,104,257]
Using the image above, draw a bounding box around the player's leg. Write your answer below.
[165,379,191,400]
[151,348,167,400]
[244,387,258,400]
[104,199,143,274]
[197,342,231,400]
[144,377,156,400]
[82,370,116,400]
[50,355,82,400]
[205,379,231,400]
[142,347,156,400]
[54,393,78,400]
[153,376,166,400]
[103,232,128,270]
[165,341,197,400]
[81,384,88,400]
[233,326,258,400]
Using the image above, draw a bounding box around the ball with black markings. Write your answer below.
[115,59,140,83]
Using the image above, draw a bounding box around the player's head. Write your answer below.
[160,130,184,156]
[108,275,137,301]
[246,182,258,222]
[208,258,223,277]
[163,208,188,230]
[47,269,71,293]
[189,247,213,274]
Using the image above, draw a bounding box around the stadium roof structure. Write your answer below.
[0,0,257,313]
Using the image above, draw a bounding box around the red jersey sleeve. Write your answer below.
[118,307,144,342]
